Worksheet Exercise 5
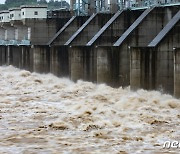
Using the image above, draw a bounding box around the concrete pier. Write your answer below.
[96,46,129,87]
[97,46,115,86]
[130,47,156,91]
[32,45,50,73]
[0,46,7,65]
[21,46,33,71]
[174,48,180,98]
[69,46,97,82]
[50,46,69,77]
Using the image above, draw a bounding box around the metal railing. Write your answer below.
[73,0,109,16]
[0,40,30,46]
[122,0,180,10]
[0,40,7,45]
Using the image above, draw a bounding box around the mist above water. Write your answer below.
[0,66,179,153]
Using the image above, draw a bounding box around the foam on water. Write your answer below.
[0,66,180,153]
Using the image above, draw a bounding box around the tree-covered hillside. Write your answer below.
[0,0,70,11]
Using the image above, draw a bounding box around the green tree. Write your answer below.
[5,0,38,8]
[0,0,69,11]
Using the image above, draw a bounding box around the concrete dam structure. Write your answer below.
[0,1,180,98]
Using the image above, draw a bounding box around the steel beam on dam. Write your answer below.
[87,9,143,46]
[87,10,124,46]
[48,16,89,46]
[65,13,112,46]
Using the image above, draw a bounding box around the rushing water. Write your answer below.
[0,66,180,154]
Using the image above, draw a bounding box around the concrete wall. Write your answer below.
[22,18,70,45]
[14,25,28,40]
[4,25,15,40]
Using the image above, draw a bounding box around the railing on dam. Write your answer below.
[0,40,30,46]
[126,0,180,10]
[72,0,180,16]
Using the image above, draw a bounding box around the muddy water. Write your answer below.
[0,66,180,154]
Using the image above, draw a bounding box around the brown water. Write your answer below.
[0,66,180,154]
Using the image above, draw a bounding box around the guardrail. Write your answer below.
[124,0,180,10]
[0,40,30,46]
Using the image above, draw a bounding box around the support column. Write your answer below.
[130,47,156,91]
[174,48,180,98]
[10,46,23,68]
[0,46,7,65]
[69,46,84,82]
[50,46,69,77]
[69,46,97,82]
[32,45,50,73]
[6,46,12,65]
[156,49,174,94]
[21,46,32,71]
[130,47,141,90]
[97,46,113,85]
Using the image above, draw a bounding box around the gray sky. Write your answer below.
[0,0,70,4]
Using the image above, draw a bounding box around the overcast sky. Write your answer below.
[0,0,70,4]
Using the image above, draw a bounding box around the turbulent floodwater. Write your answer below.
[0,66,180,154]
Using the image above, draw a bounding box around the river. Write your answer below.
[0,66,179,153]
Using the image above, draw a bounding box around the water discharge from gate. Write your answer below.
[0,66,179,153]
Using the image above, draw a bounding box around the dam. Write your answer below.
[0,1,180,153]
[0,0,180,98]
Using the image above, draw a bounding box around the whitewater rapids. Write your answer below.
[0,66,179,153]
